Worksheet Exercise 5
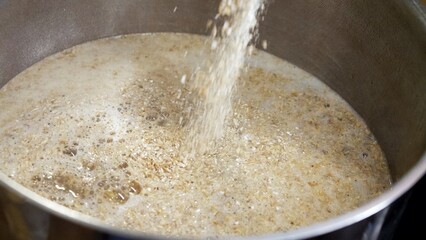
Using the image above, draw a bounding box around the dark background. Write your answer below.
[389,173,426,240]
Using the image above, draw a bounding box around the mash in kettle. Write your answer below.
[0,33,391,237]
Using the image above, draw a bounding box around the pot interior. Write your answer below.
[0,0,425,238]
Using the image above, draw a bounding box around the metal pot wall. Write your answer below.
[0,0,425,239]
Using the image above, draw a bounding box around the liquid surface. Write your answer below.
[0,33,391,238]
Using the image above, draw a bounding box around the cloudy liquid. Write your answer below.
[0,33,391,238]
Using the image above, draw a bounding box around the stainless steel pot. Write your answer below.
[0,0,425,239]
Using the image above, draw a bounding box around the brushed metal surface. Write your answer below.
[0,0,216,86]
[259,0,426,180]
